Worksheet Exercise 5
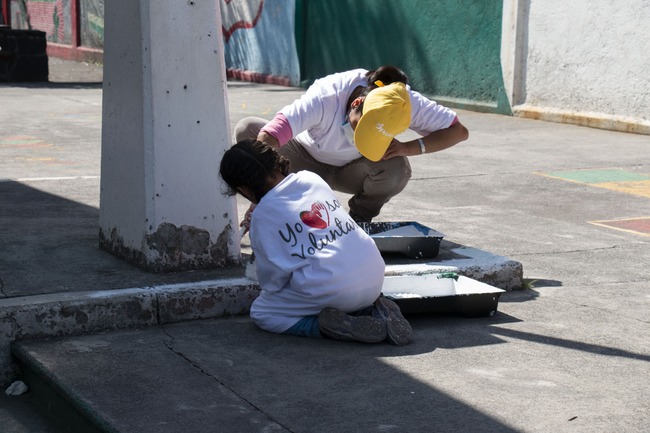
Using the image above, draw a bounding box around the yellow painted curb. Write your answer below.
[514,105,650,135]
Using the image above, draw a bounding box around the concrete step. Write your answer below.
[1,241,523,388]
[12,322,289,433]
[11,309,521,433]
[6,243,521,432]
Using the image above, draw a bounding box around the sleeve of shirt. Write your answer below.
[278,82,328,137]
[250,223,292,295]
[408,89,458,136]
[250,207,308,295]
[261,113,294,146]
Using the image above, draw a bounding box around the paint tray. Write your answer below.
[381,273,505,317]
[359,221,444,259]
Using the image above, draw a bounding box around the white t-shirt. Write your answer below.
[281,69,458,166]
[249,170,386,333]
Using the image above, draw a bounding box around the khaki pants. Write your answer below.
[234,117,412,221]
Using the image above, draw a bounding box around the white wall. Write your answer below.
[503,0,650,134]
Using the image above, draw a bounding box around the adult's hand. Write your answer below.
[382,121,469,160]
[257,131,280,148]
[382,139,415,159]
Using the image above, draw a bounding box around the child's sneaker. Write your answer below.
[372,296,412,346]
[318,308,387,343]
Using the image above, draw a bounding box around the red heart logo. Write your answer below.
[300,203,329,229]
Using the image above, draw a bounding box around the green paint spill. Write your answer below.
[437,272,459,281]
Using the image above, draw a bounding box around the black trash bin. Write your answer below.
[0,26,49,82]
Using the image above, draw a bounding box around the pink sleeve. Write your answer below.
[450,116,459,126]
[261,113,293,146]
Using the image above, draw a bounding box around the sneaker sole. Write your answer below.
[373,297,412,346]
[319,308,387,343]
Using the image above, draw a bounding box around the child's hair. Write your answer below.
[219,140,290,203]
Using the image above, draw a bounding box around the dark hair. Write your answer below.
[352,65,410,115]
[219,140,290,203]
[365,65,409,90]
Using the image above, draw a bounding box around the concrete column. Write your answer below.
[501,0,529,108]
[99,0,240,272]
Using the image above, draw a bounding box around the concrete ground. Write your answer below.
[0,58,649,432]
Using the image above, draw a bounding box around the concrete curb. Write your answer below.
[1,243,523,386]
[1,278,259,386]
[513,104,650,135]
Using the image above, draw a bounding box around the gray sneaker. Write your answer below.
[318,308,387,343]
[372,297,412,346]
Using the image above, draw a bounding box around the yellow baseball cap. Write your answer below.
[354,82,412,162]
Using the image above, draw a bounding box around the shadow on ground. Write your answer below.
[0,181,242,298]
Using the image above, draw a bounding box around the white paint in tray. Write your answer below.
[382,274,504,299]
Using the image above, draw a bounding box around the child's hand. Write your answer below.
[240,204,256,237]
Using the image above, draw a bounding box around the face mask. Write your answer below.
[342,121,355,145]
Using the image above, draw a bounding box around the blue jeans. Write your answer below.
[283,316,321,338]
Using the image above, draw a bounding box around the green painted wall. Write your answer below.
[295,0,510,114]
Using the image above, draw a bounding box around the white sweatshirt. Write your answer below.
[281,68,458,166]
[249,171,386,333]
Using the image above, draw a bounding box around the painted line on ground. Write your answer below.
[537,168,650,236]
[594,180,650,199]
[589,217,650,237]
[538,168,650,184]
[536,169,650,198]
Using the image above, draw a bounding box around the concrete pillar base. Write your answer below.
[99,223,240,273]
